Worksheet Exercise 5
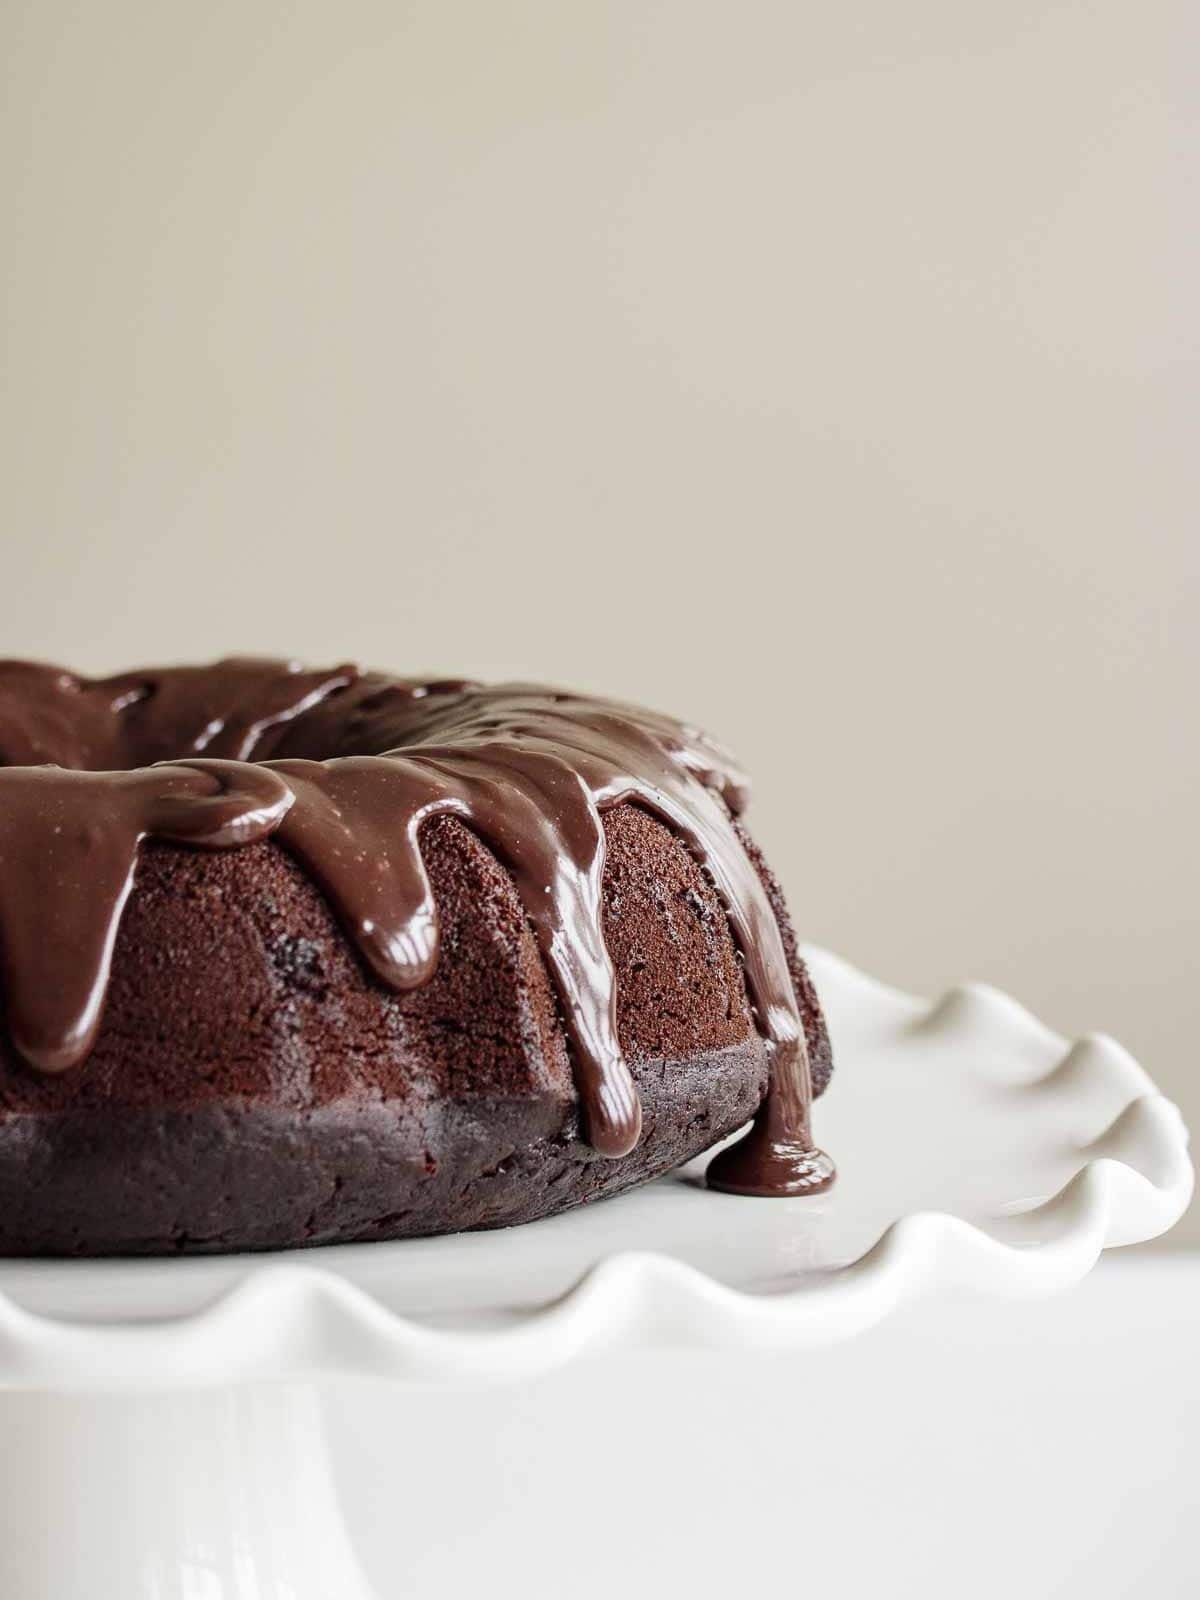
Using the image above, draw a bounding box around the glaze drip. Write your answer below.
[0,760,293,1072]
[0,659,833,1192]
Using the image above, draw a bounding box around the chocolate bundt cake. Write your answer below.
[0,659,834,1255]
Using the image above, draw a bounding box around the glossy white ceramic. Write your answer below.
[0,948,1189,1598]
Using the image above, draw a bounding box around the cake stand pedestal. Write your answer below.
[0,950,1189,1600]
[0,1385,374,1600]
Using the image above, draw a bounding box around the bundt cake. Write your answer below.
[0,658,834,1255]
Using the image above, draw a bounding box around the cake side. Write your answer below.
[0,805,828,1253]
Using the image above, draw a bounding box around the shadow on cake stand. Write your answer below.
[0,949,1190,1600]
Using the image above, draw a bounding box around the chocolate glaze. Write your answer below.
[0,760,293,1072]
[0,659,834,1194]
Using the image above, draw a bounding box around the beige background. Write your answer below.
[1,3,1196,1237]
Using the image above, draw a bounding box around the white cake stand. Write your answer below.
[0,949,1190,1599]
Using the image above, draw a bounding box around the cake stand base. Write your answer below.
[0,1383,376,1600]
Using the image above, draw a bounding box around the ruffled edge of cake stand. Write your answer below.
[0,950,1190,1390]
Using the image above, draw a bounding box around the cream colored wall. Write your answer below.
[2,3,1196,1237]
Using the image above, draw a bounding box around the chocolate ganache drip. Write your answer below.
[0,659,833,1194]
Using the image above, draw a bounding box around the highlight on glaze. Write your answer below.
[0,659,834,1194]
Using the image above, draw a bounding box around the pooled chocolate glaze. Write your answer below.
[0,658,833,1194]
